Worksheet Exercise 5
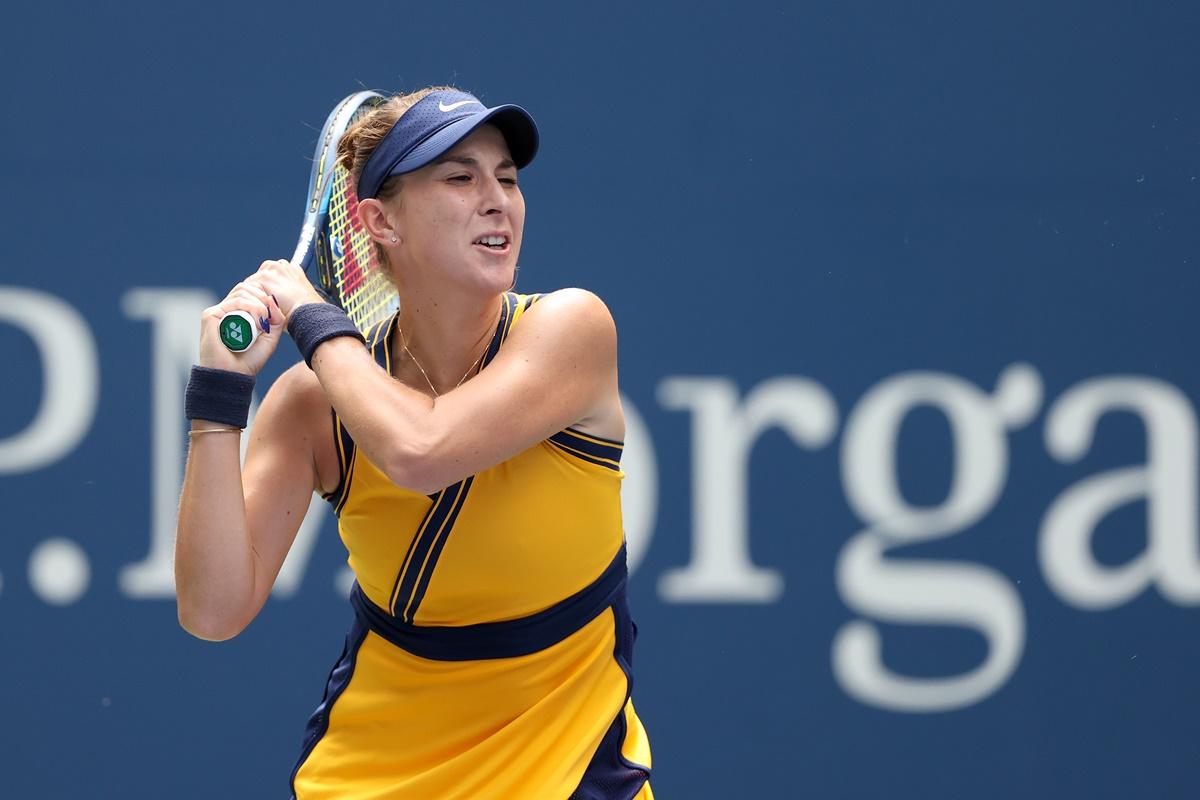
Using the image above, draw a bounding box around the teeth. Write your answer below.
[476,235,506,246]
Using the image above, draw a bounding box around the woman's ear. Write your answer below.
[357,198,401,245]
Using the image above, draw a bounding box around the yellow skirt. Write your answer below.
[291,573,652,799]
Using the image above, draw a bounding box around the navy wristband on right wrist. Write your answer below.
[185,366,255,429]
[287,303,366,368]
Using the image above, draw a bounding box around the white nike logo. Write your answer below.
[439,99,482,112]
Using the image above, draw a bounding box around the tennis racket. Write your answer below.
[219,91,399,352]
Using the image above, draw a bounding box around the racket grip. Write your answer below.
[218,311,261,352]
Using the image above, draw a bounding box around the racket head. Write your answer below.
[294,91,399,334]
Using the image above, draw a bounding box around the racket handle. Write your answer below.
[218,311,261,352]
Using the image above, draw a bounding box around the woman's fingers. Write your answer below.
[246,259,323,318]
[229,281,277,327]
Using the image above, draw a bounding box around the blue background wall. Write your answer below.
[3,1,1200,797]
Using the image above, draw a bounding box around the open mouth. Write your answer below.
[473,234,510,252]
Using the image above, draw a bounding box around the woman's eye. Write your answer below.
[500,177,518,186]
[448,175,471,183]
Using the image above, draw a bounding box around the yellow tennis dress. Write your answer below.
[291,292,654,800]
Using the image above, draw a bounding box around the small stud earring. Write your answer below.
[390,234,398,242]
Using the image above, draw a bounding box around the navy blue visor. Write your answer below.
[356,90,539,200]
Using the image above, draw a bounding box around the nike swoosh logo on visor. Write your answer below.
[439,100,482,112]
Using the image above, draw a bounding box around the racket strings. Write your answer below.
[324,165,398,333]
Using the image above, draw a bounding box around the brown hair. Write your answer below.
[336,86,462,272]
[337,85,462,202]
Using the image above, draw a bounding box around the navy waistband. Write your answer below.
[350,544,628,661]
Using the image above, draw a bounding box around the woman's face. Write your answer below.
[388,123,525,294]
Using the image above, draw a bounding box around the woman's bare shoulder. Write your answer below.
[529,287,615,320]
[521,288,625,442]
[519,288,618,351]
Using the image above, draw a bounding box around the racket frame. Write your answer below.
[219,90,395,353]
[292,90,385,285]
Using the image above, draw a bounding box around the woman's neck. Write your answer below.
[391,286,505,395]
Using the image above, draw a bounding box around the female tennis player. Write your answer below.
[173,87,653,799]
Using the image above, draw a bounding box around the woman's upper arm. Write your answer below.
[401,288,618,492]
[240,363,331,611]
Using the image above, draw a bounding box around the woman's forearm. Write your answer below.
[174,427,259,641]
[311,337,437,490]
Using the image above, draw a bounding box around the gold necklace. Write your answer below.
[397,304,498,398]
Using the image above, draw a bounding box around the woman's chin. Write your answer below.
[476,263,519,292]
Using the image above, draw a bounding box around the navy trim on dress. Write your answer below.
[548,439,622,472]
[549,429,623,462]
[352,544,628,661]
[371,314,396,370]
[290,616,369,799]
[389,485,451,614]
[329,414,359,516]
[568,592,650,799]
[480,292,516,369]
[320,408,344,506]
[391,477,474,622]
[403,475,475,622]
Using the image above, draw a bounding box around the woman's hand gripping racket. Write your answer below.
[219,91,399,353]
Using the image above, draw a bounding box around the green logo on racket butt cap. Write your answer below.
[219,311,260,352]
